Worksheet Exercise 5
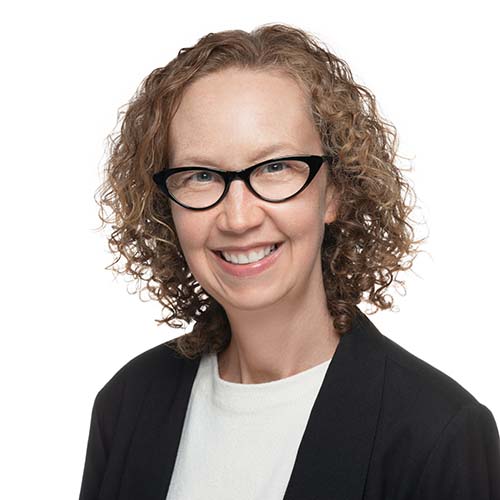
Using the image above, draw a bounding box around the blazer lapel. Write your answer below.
[119,306,386,500]
[283,308,387,500]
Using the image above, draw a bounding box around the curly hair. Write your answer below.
[95,22,427,360]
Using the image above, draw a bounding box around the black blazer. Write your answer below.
[79,307,500,499]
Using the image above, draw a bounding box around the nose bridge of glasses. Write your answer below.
[225,167,252,181]
[221,166,252,191]
[223,168,255,200]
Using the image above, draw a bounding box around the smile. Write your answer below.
[219,243,278,265]
[211,242,284,278]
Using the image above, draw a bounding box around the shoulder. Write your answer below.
[376,330,481,415]
[356,310,494,434]
[359,317,500,492]
[92,340,194,416]
[368,322,499,461]
[354,310,483,416]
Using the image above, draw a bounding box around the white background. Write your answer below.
[1,1,499,497]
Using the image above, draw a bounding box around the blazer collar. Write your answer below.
[120,306,387,500]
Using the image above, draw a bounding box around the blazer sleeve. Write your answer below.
[78,378,125,500]
[415,402,500,499]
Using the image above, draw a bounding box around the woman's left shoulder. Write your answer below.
[367,331,500,497]
[379,332,481,410]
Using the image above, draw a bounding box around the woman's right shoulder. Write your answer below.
[79,339,199,497]
[93,339,194,414]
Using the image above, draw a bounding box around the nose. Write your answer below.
[215,178,264,233]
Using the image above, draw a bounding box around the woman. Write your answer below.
[79,23,500,499]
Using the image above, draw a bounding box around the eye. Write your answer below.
[166,168,222,191]
[261,161,290,174]
[189,171,215,183]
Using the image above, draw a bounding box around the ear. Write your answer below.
[323,183,338,225]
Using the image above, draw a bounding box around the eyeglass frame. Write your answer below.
[152,154,338,211]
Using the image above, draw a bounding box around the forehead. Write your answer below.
[168,68,320,165]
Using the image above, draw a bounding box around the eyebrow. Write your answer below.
[174,142,306,166]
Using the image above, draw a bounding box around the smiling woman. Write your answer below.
[79,23,500,500]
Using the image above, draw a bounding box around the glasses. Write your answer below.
[152,154,337,211]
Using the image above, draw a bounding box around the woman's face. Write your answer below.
[167,67,337,312]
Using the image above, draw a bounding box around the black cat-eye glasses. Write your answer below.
[152,154,337,211]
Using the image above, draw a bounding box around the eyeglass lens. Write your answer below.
[165,159,310,209]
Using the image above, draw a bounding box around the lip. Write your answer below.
[211,242,284,278]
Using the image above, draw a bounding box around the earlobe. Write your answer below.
[324,207,336,225]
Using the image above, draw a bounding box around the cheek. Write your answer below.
[171,212,199,252]
[284,196,325,240]
[171,211,212,266]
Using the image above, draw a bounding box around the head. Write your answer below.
[96,23,425,359]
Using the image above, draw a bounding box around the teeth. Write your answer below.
[221,244,277,265]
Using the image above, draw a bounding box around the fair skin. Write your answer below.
[168,67,341,384]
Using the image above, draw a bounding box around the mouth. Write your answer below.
[210,241,285,278]
[212,241,283,264]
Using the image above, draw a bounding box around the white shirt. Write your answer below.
[166,351,333,500]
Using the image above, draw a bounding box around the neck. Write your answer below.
[217,269,339,384]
